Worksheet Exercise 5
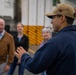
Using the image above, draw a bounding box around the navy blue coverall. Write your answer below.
[20,25,76,75]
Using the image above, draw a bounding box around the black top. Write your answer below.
[14,34,29,51]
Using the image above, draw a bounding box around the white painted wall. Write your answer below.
[0,0,14,18]
[22,0,76,26]
[37,0,44,26]
[22,0,29,25]
[44,0,54,27]
[22,0,54,27]
[29,0,37,26]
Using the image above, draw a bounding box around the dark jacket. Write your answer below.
[14,34,29,51]
[21,25,76,75]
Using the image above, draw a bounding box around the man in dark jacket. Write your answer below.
[15,4,76,75]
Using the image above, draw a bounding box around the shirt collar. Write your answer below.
[58,25,76,34]
[0,30,5,40]
[0,30,5,36]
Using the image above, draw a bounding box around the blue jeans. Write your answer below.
[7,56,24,75]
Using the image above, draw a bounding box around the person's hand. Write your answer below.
[4,64,10,72]
[15,46,26,59]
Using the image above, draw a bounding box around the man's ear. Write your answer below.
[60,15,66,23]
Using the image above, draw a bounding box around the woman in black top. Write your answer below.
[14,34,29,52]
[8,22,29,75]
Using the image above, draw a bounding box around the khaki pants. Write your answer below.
[0,62,8,75]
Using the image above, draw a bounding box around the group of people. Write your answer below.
[0,18,52,75]
[0,20,29,75]
[0,3,76,75]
